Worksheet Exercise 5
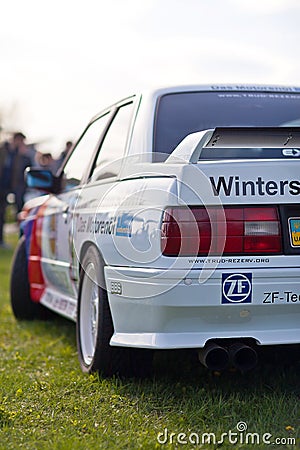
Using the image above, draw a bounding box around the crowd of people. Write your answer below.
[0,132,73,248]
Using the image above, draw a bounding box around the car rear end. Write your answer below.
[160,154,300,364]
[107,156,300,370]
[107,87,300,370]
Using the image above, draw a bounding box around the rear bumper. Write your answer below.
[105,266,300,349]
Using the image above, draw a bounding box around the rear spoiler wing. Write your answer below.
[165,127,300,164]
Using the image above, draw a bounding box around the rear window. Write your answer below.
[153,91,300,160]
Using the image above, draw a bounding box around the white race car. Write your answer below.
[10,85,300,376]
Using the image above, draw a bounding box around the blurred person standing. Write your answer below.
[11,132,32,213]
[0,132,31,247]
[52,140,73,173]
[34,151,55,172]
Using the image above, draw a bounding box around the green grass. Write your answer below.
[5,204,17,224]
[0,234,299,449]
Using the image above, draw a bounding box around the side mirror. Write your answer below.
[25,168,60,193]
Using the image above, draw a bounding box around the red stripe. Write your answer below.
[28,204,48,302]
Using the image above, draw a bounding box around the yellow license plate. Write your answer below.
[289,218,300,247]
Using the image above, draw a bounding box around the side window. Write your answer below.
[91,102,134,181]
[63,112,110,189]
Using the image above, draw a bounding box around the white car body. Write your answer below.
[15,84,300,373]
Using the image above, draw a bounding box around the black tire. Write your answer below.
[76,245,153,377]
[10,237,52,320]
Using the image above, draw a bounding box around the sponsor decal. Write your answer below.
[43,291,76,316]
[221,273,252,304]
[188,257,269,265]
[263,290,300,303]
[116,214,133,237]
[210,85,299,92]
[77,215,116,235]
[210,176,300,197]
[289,217,300,247]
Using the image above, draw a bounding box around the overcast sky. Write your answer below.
[1,0,300,155]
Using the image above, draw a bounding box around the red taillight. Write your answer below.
[161,206,282,256]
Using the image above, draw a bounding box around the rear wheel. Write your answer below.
[10,237,51,320]
[76,245,153,377]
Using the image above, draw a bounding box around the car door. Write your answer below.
[72,100,136,283]
[40,110,113,301]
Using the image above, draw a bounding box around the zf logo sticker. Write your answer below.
[222,273,252,304]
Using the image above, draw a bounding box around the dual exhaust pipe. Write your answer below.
[198,342,258,372]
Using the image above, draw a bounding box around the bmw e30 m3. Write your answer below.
[10,84,300,376]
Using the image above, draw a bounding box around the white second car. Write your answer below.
[10,84,300,376]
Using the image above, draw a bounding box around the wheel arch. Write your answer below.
[76,240,154,377]
[79,241,107,290]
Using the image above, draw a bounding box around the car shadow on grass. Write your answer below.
[21,314,300,397]
[153,346,300,395]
